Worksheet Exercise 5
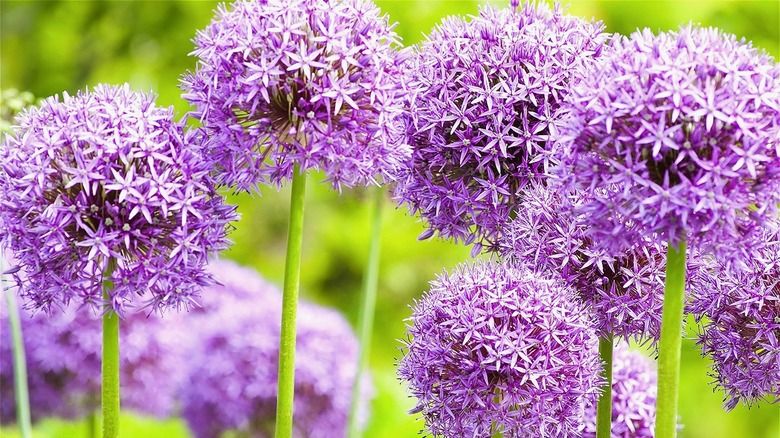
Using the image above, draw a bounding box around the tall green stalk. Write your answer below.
[1,255,32,438]
[347,187,384,438]
[274,164,308,438]
[102,258,119,438]
[88,411,97,438]
[655,241,687,438]
[596,335,614,438]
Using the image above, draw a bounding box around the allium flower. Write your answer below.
[398,261,603,437]
[181,0,410,191]
[180,260,371,438]
[1,89,36,134]
[0,84,237,315]
[0,297,186,423]
[499,183,695,344]
[393,3,607,250]
[556,25,780,257]
[689,224,780,410]
[584,345,660,437]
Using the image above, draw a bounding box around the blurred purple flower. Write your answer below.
[181,0,411,191]
[0,84,238,316]
[393,3,607,249]
[556,25,780,259]
[689,224,780,410]
[499,183,702,344]
[180,259,371,438]
[584,345,661,437]
[0,297,186,423]
[397,260,603,437]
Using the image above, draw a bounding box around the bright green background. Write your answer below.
[1,1,779,437]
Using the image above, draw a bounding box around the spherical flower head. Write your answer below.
[689,223,780,410]
[397,260,603,437]
[0,296,186,423]
[556,25,780,257]
[180,259,372,438]
[181,0,411,192]
[499,183,704,344]
[393,3,607,249]
[583,345,660,437]
[0,84,238,316]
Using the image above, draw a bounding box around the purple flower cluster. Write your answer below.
[556,25,780,257]
[0,84,237,315]
[689,224,780,410]
[499,183,676,344]
[180,260,371,438]
[393,3,607,249]
[181,0,411,191]
[584,345,660,437]
[0,296,186,423]
[398,261,603,437]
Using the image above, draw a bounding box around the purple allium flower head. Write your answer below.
[0,294,186,423]
[397,260,603,437]
[180,259,371,438]
[689,223,780,410]
[181,0,411,191]
[556,25,780,258]
[499,183,702,344]
[0,84,238,316]
[583,345,660,437]
[393,3,607,250]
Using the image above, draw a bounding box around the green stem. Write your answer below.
[655,240,687,438]
[274,164,307,438]
[347,187,384,438]
[102,258,119,438]
[88,411,97,438]
[596,335,613,438]
[490,421,503,438]
[1,256,32,438]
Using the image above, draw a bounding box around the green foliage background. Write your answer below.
[1,0,778,437]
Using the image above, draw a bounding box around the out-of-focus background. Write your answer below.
[1,0,778,437]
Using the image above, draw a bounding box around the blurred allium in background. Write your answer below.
[583,345,660,437]
[0,84,237,315]
[690,224,780,410]
[181,0,411,191]
[393,3,607,250]
[556,25,780,259]
[180,260,371,438]
[0,295,186,423]
[398,261,603,437]
[499,183,685,344]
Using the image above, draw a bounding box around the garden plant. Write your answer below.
[0,1,778,438]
